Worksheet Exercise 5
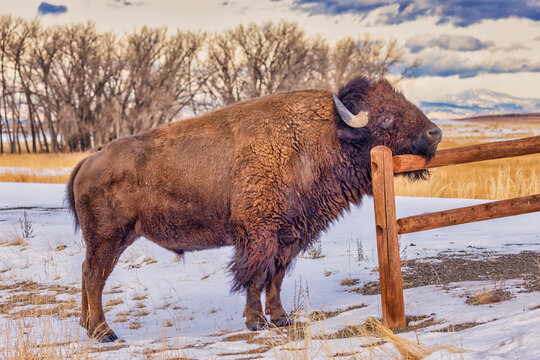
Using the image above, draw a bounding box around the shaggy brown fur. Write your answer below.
[67,77,441,342]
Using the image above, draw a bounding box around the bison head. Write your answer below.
[333,77,442,179]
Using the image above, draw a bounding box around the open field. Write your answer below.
[1,183,539,359]
[0,152,87,170]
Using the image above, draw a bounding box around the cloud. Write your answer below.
[496,43,529,52]
[416,53,540,78]
[293,0,540,27]
[406,34,493,53]
[37,2,67,15]
[107,0,145,7]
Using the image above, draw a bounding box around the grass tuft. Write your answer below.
[466,289,512,305]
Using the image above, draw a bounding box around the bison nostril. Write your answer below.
[427,127,442,144]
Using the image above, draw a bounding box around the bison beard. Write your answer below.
[68,76,441,341]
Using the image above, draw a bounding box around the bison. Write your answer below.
[67,77,442,342]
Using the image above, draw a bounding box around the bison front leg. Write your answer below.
[265,265,292,327]
[243,283,269,331]
[230,228,279,331]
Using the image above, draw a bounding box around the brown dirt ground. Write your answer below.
[349,251,540,295]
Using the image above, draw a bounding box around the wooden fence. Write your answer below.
[370,135,540,329]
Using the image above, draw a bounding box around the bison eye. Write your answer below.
[380,116,394,129]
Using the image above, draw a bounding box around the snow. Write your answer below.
[0,182,539,359]
[419,89,540,120]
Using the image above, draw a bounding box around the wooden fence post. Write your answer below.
[370,146,406,329]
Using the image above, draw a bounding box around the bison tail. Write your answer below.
[65,158,86,232]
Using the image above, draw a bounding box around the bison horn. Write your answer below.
[332,94,369,128]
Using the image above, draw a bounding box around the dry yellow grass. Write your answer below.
[1,319,92,360]
[0,230,26,247]
[0,152,87,170]
[395,154,539,200]
[0,274,463,359]
[0,172,71,184]
[0,280,91,360]
[0,152,87,184]
[394,119,539,199]
[267,316,463,359]
[465,289,511,305]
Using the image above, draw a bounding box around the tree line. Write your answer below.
[0,15,419,153]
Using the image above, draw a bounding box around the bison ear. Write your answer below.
[333,94,369,128]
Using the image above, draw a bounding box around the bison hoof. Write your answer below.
[272,316,293,328]
[246,319,268,331]
[98,332,119,343]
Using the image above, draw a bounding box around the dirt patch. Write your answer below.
[220,321,311,355]
[141,347,196,359]
[350,251,540,295]
[220,332,278,357]
[433,321,486,333]
[308,304,367,321]
[218,347,270,357]
[333,351,363,357]
[321,315,439,340]
[395,315,443,334]
[222,332,260,344]
[180,342,212,350]
[90,344,130,353]
[349,281,381,295]
[340,278,360,286]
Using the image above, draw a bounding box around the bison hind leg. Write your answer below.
[81,230,136,342]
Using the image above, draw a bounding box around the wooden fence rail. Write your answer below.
[370,135,540,329]
[392,135,540,173]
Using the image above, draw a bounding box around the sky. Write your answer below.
[3,0,540,103]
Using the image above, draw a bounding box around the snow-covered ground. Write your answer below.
[0,182,539,359]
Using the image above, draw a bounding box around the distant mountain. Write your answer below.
[419,89,540,120]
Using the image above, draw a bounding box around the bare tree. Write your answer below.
[27,24,66,152]
[0,17,419,153]
[115,27,205,137]
[203,31,246,107]
[0,15,23,153]
[12,19,42,153]
[330,34,420,90]
[203,21,329,107]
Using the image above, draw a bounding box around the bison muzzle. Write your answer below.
[67,77,441,342]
